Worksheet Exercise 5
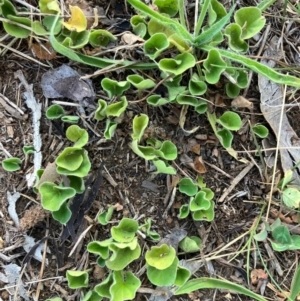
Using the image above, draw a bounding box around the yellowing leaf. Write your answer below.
[62,6,87,32]
[39,0,61,14]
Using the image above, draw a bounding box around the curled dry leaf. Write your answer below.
[231,96,253,109]
[187,139,201,155]
[250,269,268,285]
[215,93,226,107]
[114,203,124,211]
[121,33,144,45]
[171,176,180,187]
[31,42,56,60]
[194,156,206,174]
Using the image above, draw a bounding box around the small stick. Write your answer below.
[35,222,50,300]
[264,241,283,276]
[163,187,177,218]
[203,160,234,179]
[218,161,255,203]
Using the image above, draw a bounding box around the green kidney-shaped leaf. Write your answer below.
[101,78,130,98]
[126,74,155,90]
[175,266,191,286]
[87,239,112,259]
[189,191,211,211]
[56,148,91,177]
[106,96,128,117]
[195,100,208,114]
[39,0,61,13]
[111,218,139,243]
[203,49,227,84]
[178,204,190,219]
[152,159,177,175]
[67,175,85,193]
[98,206,114,225]
[3,15,31,38]
[81,290,102,301]
[202,187,214,201]
[168,33,191,52]
[52,202,72,224]
[176,93,198,106]
[131,140,157,160]
[106,243,141,270]
[252,124,269,138]
[224,23,248,53]
[56,147,83,171]
[216,129,233,148]
[66,270,89,289]
[178,178,198,196]
[147,18,174,37]
[145,244,176,270]
[110,271,141,301]
[131,114,149,142]
[23,145,35,156]
[94,99,107,121]
[208,0,226,25]
[95,273,113,298]
[225,82,240,98]
[155,140,177,160]
[234,7,266,40]
[189,74,207,96]
[179,236,201,253]
[60,30,90,49]
[46,104,65,119]
[40,182,76,211]
[192,201,215,221]
[104,119,117,140]
[61,115,79,124]
[89,29,116,47]
[144,32,170,59]
[159,53,195,76]
[130,15,147,38]
[154,0,178,16]
[236,70,248,88]
[66,125,89,147]
[2,157,22,172]
[282,187,300,208]
[147,257,178,286]
[147,95,170,106]
[217,111,242,131]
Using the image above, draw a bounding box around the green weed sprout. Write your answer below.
[2,157,22,172]
[178,177,215,222]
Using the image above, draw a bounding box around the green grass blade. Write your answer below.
[127,0,192,42]
[257,0,278,11]
[50,14,156,70]
[290,265,300,300]
[194,4,235,46]
[175,277,268,301]
[201,45,300,88]
[194,0,210,36]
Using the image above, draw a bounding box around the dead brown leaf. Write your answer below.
[31,42,56,60]
[121,33,144,45]
[194,156,206,174]
[251,269,268,285]
[232,96,253,109]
